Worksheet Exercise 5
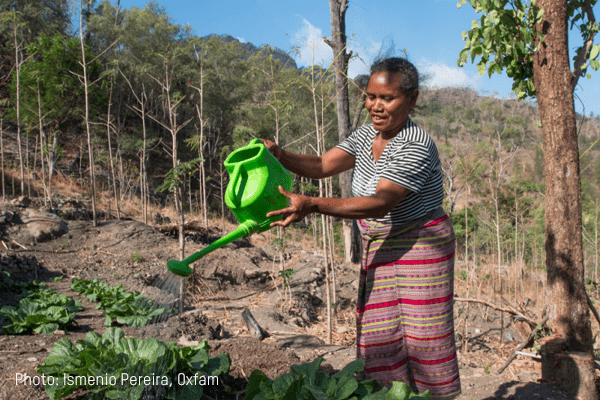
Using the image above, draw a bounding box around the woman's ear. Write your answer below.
[410,89,419,108]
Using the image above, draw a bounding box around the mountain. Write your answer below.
[201,34,298,69]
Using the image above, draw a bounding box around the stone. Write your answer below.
[9,209,68,243]
[11,196,31,208]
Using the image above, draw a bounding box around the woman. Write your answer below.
[262,57,461,400]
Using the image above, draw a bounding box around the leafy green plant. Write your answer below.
[0,271,45,293]
[37,327,230,400]
[130,250,143,263]
[244,357,430,400]
[1,287,83,334]
[278,268,296,288]
[70,278,165,327]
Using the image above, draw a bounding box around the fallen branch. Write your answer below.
[0,347,47,355]
[454,297,536,328]
[10,239,28,250]
[241,309,269,340]
[497,315,549,375]
[586,293,600,327]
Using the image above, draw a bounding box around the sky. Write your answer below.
[115,0,600,116]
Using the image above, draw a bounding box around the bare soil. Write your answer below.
[0,201,581,400]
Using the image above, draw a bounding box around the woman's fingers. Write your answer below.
[267,187,309,228]
[260,138,282,159]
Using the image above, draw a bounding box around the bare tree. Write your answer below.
[326,0,361,263]
[146,53,193,261]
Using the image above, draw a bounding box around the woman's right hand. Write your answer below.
[259,138,283,161]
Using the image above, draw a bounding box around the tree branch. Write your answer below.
[454,297,537,327]
[572,0,597,90]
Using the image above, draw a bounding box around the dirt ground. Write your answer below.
[0,200,582,400]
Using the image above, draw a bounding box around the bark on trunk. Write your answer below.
[533,1,595,398]
[328,0,360,263]
[534,0,592,354]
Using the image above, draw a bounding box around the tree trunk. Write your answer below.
[1,119,4,201]
[79,0,97,226]
[533,2,595,397]
[106,83,121,220]
[534,0,592,353]
[328,0,360,263]
[13,24,25,195]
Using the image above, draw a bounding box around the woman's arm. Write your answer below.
[261,139,355,179]
[266,178,411,228]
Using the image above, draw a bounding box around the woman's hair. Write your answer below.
[369,57,419,97]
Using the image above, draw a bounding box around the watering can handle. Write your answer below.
[227,164,242,207]
[227,139,263,207]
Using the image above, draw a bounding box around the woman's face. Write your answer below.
[366,71,418,137]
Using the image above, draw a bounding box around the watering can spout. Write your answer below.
[167,220,259,277]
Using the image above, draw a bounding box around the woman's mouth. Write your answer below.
[371,115,386,123]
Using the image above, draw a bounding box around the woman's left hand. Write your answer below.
[266,186,314,228]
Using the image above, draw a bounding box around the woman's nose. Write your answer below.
[372,98,383,110]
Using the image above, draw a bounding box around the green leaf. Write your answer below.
[273,372,298,396]
[334,358,364,379]
[386,381,412,400]
[591,45,600,61]
[283,376,304,400]
[333,372,359,400]
[291,357,323,383]
[246,370,271,400]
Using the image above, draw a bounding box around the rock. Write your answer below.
[11,196,31,208]
[53,330,65,335]
[287,317,304,327]
[336,326,348,334]
[177,334,200,347]
[8,209,67,243]
[244,269,263,279]
[301,309,313,323]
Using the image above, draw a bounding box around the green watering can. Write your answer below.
[167,138,293,277]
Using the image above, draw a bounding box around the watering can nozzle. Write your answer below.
[166,220,259,278]
[167,259,193,277]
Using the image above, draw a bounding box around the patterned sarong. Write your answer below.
[356,207,461,400]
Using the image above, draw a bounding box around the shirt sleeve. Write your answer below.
[336,128,359,156]
[380,141,433,194]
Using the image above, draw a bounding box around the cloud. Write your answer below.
[237,37,247,43]
[419,60,481,89]
[292,18,331,67]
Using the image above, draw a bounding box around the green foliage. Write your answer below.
[457,0,544,99]
[37,327,230,400]
[0,286,83,334]
[244,357,430,400]
[278,269,296,288]
[130,249,143,263]
[0,2,70,52]
[0,271,45,293]
[457,0,600,99]
[451,207,479,247]
[70,278,165,328]
[10,33,102,132]
[156,158,203,194]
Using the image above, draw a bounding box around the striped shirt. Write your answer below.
[336,117,444,225]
